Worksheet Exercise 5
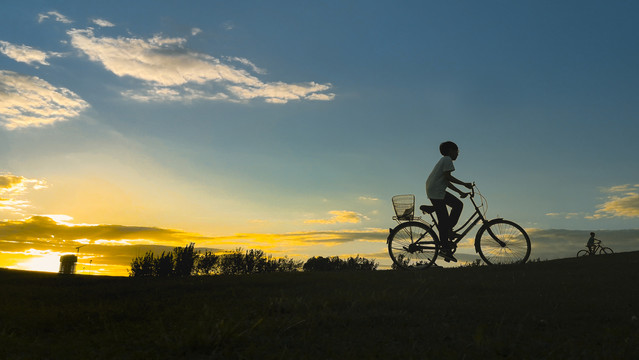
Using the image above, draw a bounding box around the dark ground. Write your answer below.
[1,252,638,359]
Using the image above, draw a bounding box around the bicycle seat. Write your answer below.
[419,205,436,214]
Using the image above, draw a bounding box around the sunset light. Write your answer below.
[1,1,638,276]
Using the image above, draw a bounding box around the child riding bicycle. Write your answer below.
[425,141,473,262]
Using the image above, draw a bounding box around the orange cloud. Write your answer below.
[590,184,639,219]
[0,216,210,246]
[0,174,47,214]
[304,210,368,224]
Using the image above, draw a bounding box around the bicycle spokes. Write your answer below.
[388,222,439,269]
[477,220,531,265]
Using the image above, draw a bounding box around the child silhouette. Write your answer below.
[425,141,473,262]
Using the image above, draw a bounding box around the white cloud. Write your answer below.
[359,196,379,201]
[121,86,230,103]
[0,41,59,66]
[38,11,72,24]
[92,18,115,27]
[0,70,90,129]
[191,28,202,36]
[224,56,267,75]
[221,21,235,31]
[66,28,334,104]
[306,93,336,101]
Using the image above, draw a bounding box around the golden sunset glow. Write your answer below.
[2,3,639,276]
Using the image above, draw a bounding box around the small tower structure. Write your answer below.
[59,254,78,275]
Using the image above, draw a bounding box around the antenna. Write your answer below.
[75,245,87,274]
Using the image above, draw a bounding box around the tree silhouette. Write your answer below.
[129,251,155,277]
[174,243,197,276]
[154,251,174,277]
[196,251,219,275]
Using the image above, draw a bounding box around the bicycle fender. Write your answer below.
[387,222,437,244]
[474,218,503,252]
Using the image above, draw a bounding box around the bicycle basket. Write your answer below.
[392,194,415,220]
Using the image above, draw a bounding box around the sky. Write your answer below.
[1,0,638,276]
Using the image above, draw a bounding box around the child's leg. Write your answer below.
[444,192,463,233]
[431,198,450,247]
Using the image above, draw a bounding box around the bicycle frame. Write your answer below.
[587,241,604,255]
[416,185,507,251]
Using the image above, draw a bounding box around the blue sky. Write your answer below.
[1,0,638,275]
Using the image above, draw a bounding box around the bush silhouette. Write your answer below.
[129,245,303,277]
[303,256,378,271]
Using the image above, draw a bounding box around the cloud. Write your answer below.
[203,228,387,247]
[304,210,369,225]
[359,196,379,201]
[0,70,89,129]
[0,174,47,214]
[92,18,115,27]
[0,174,47,194]
[121,86,230,102]
[545,212,581,219]
[0,216,212,246]
[65,28,334,104]
[191,28,202,36]
[38,11,72,24]
[589,184,639,219]
[0,41,60,66]
[221,21,235,31]
[224,56,267,75]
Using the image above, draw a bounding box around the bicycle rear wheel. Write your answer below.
[576,249,589,257]
[476,219,531,265]
[387,221,439,269]
[598,247,613,255]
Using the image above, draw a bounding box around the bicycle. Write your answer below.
[387,184,531,269]
[576,240,613,257]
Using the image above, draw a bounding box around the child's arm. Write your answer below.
[445,171,473,196]
[446,171,473,192]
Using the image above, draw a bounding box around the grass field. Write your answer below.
[2,252,638,359]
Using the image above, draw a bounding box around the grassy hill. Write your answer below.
[1,252,638,359]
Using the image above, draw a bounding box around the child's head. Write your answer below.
[590,232,595,236]
[439,141,459,158]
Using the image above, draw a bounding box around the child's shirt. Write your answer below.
[426,156,455,200]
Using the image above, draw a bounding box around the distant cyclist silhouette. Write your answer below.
[587,232,598,254]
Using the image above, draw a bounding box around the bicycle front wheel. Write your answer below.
[598,247,613,255]
[476,219,531,265]
[576,249,590,257]
[388,221,439,270]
